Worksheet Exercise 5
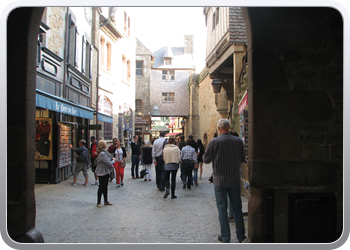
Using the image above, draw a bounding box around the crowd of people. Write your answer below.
[69,118,248,243]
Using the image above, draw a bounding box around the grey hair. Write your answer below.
[217,119,230,129]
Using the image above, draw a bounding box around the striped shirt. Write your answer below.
[152,137,166,158]
[180,145,197,163]
[203,132,245,188]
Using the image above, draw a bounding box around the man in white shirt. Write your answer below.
[152,131,167,191]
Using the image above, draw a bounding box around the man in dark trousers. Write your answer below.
[203,119,247,243]
[130,135,141,179]
[152,131,167,191]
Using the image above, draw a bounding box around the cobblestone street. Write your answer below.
[35,162,248,244]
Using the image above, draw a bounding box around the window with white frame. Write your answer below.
[162,92,175,102]
[162,70,175,80]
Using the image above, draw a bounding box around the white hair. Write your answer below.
[217,119,230,129]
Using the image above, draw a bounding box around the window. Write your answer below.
[162,92,175,102]
[122,55,126,81]
[136,61,143,76]
[107,42,112,71]
[98,96,113,140]
[135,99,142,115]
[100,37,105,68]
[164,59,172,65]
[162,70,175,80]
[127,60,131,84]
[124,12,127,33]
[124,12,131,36]
[212,7,219,31]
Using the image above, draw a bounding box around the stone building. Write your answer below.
[135,38,155,143]
[7,7,344,244]
[97,7,136,150]
[98,7,136,149]
[35,7,98,183]
[150,35,196,137]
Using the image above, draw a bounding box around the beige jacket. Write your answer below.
[163,144,181,164]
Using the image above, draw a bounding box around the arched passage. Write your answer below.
[7,7,45,242]
[6,7,343,244]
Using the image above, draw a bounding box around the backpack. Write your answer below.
[79,147,89,164]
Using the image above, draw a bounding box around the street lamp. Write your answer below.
[211,78,222,93]
[181,118,186,136]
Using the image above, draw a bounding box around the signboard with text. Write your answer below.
[135,115,151,125]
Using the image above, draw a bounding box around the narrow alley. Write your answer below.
[34,162,248,243]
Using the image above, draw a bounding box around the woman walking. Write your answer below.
[114,139,127,187]
[142,140,153,181]
[163,137,181,199]
[95,140,116,207]
[197,139,205,180]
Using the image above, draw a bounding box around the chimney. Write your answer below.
[184,34,194,54]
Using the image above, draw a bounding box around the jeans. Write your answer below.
[214,184,246,243]
[164,169,178,195]
[155,156,165,190]
[193,167,198,183]
[131,155,140,177]
[181,160,194,188]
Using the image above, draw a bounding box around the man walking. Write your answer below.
[180,139,197,190]
[203,119,247,243]
[69,139,89,186]
[152,131,166,191]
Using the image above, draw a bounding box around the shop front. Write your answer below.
[35,91,94,184]
[135,115,152,143]
[238,90,250,198]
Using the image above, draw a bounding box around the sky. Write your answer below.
[125,7,207,74]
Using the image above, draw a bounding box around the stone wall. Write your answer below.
[150,70,190,117]
[198,68,222,147]
[243,7,343,242]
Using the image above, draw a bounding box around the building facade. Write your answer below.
[35,7,98,183]
[150,35,196,137]
[97,7,136,150]
[135,38,154,143]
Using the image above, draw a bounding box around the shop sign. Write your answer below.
[89,124,102,130]
[135,115,151,125]
[238,91,248,114]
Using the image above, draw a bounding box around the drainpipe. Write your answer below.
[96,45,100,140]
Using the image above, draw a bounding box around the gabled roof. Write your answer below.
[152,46,195,69]
[136,37,155,58]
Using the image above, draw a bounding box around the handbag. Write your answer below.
[117,148,126,168]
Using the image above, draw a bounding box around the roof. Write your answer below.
[152,46,195,69]
[229,7,247,45]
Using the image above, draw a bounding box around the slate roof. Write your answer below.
[229,7,247,45]
[152,46,195,69]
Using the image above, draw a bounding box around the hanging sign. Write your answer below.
[238,90,248,114]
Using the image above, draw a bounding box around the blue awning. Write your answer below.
[36,92,94,120]
[97,113,113,124]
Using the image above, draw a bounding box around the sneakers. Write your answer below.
[82,183,89,187]
[116,184,121,188]
[91,181,99,185]
[171,195,177,199]
[70,182,76,186]
[120,181,124,186]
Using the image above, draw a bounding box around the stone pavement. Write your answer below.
[35,162,249,244]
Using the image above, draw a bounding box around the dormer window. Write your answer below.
[164,59,172,65]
